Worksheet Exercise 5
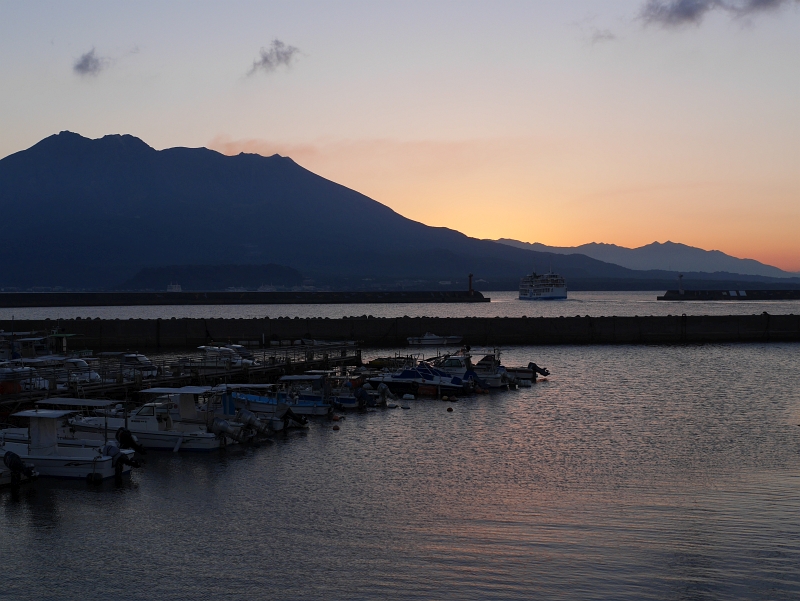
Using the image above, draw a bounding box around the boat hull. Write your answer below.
[69,418,225,452]
[233,393,331,417]
[0,441,131,480]
[518,289,567,300]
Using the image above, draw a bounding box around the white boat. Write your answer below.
[221,344,258,362]
[69,395,237,452]
[96,352,159,381]
[76,386,274,450]
[2,399,137,449]
[429,348,507,389]
[407,332,463,346]
[0,361,48,393]
[519,271,567,300]
[58,357,101,384]
[1,409,137,481]
[176,346,255,374]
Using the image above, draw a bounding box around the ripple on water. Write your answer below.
[2,343,800,600]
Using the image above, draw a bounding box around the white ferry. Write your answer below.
[519,271,567,300]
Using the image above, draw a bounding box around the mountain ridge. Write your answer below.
[496,239,796,279]
[2,131,797,290]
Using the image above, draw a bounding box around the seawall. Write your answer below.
[0,290,488,307]
[3,314,799,350]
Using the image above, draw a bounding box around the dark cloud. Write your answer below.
[641,0,798,26]
[73,48,107,76]
[247,39,301,76]
[641,0,722,26]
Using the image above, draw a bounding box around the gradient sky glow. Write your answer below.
[2,1,799,269]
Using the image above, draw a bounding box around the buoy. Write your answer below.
[447,407,453,412]
[332,425,340,431]
[332,415,340,421]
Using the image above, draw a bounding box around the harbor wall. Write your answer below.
[3,314,800,350]
[0,290,488,307]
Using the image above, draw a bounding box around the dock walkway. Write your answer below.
[0,345,362,414]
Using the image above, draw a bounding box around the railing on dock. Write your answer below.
[0,344,362,412]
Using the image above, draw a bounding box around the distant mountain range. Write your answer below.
[1,131,798,291]
[496,240,797,280]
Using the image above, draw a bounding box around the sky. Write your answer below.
[1,0,799,269]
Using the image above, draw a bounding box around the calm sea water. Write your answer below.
[2,291,800,321]
[2,342,799,600]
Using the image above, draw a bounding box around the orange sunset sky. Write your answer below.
[2,1,799,270]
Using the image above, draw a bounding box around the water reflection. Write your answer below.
[1,343,799,600]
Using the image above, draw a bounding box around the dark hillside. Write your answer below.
[0,131,641,288]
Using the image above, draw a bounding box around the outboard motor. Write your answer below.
[115,427,147,455]
[3,451,35,485]
[235,409,271,437]
[353,386,370,409]
[376,382,396,403]
[210,417,248,443]
[464,370,490,390]
[102,442,141,479]
[281,407,308,429]
[528,362,550,380]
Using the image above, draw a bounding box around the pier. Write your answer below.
[0,344,362,412]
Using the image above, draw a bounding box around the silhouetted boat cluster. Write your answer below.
[1,342,549,487]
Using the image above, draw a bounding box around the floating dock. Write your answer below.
[0,290,489,308]
[0,344,363,410]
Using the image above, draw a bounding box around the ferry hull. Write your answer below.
[519,287,568,300]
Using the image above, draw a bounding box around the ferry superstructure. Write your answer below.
[519,271,567,300]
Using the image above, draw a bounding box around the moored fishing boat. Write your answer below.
[503,362,550,385]
[1,409,138,480]
[69,393,241,452]
[429,348,507,389]
[367,361,469,395]
[175,346,256,375]
[407,332,463,346]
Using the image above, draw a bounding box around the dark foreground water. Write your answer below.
[2,343,800,600]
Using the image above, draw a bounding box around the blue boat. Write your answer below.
[367,361,469,395]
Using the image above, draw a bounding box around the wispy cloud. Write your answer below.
[641,0,798,26]
[590,28,617,43]
[73,48,108,76]
[247,39,301,76]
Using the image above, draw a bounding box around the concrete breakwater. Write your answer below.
[0,290,489,307]
[3,314,799,350]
